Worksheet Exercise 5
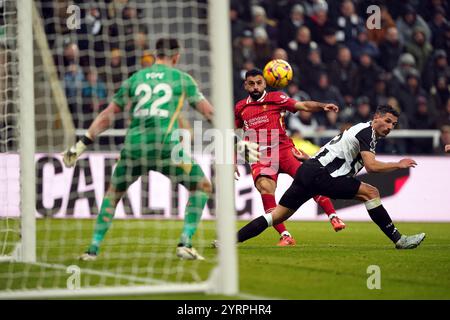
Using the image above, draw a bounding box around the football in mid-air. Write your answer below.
[263,59,293,88]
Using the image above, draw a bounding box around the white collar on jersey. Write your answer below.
[246,90,267,104]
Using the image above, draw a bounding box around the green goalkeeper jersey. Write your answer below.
[112,63,204,159]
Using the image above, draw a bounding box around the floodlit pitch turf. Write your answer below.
[1,219,450,299]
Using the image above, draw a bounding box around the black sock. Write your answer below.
[367,205,402,243]
[237,216,269,243]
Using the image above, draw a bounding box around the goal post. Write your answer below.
[18,0,36,264]
[208,0,238,296]
[0,0,36,263]
[0,0,238,298]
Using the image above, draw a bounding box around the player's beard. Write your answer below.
[249,90,263,101]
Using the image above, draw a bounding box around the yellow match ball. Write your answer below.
[263,59,293,88]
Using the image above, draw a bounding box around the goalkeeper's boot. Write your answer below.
[330,215,346,232]
[277,234,296,246]
[79,245,98,261]
[395,233,426,249]
[176,244,205,260]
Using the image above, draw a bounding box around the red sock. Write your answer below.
[313,195,336,217]
[261,194,287,235]
[273,221,287,234]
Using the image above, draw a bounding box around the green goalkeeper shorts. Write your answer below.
[110,148,206,192]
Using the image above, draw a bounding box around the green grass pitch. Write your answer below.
[1,219,449,299]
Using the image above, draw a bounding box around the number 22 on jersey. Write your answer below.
[133,83,172,118]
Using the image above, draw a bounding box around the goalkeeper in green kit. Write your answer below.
[63,38,219,261]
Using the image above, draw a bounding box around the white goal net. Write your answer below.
[0,0,21,261]
[0,0,236,298]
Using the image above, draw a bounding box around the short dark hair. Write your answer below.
[375,104,400,118]
[155,38,180,58]
[245,68,264,79]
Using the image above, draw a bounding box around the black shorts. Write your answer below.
[279,159,361,211]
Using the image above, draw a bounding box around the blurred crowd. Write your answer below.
[38,0,153,131]
[2,0,449,154]
[231,0,450,154]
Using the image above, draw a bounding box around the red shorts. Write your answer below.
[251,146,302,183]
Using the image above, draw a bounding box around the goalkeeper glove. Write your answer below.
[236,140,260,163]
[62,134,94,167]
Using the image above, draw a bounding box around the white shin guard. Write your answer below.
[263,213,273,227]
[365,197,382,210]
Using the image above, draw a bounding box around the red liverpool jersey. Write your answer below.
[235,91,298,149]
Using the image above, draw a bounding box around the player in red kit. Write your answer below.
[235,69,345,246]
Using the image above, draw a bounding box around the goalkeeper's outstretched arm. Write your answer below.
[294,101,339,113]
[62,102,121,167]
[195,98,214,124]
[86,101,122,139]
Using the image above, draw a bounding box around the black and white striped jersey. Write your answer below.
[312,121,378,177]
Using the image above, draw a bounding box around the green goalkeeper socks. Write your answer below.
[179,191,209,248]
[87,190,207,253]
[89,197,115,253]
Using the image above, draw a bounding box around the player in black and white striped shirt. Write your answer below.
[238,105,426,249]
[312,121,378,178]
